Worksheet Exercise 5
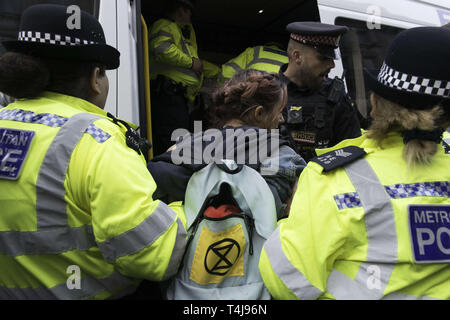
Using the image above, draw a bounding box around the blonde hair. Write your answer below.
[368,93,445,167]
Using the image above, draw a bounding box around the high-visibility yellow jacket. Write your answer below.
[259,132,450,300]
[149,18,219,102]
[0,92,187,299]
[219,45,288,84]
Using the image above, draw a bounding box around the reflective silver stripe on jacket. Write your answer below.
[151,28,195,76]
[163,219,188,280]
[151,30,175,55]
[247,58,285,68]
[0,108,110,143]
[150,30,173,41]
[220,62,243,82]
[153,39,191,57]
[247,46,286,69]
[0,225,95,256]
[0,271,134,300]
[223,62,242,73]
[263,227,323,299]
[180,39,191,55]
[97,201,187,263]
[37,113,101,228]
[327,158,442,300]
[150,63,200,80]
[326,158,397,299]
[262,46,287,57]
[154,41,172,55]
[0,113,101,257]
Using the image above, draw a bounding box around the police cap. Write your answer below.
[286,21,348,59]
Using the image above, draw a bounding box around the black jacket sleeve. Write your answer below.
[147,155,192,201]
[332,93,362,145]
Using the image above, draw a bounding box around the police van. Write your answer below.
[0,0,449,158]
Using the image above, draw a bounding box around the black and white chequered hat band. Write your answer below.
[18,30,97,46]
[378,62,450,98]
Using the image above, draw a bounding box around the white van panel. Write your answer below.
[116,0,139,125]
[417,0,450,10]
[318,0,449,26]
[319,4,422,80]
[99,0,140,125]
[99,0,118,117]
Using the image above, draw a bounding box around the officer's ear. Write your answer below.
[88,66,109,109]
[89,67,103,95]
[370,92,378,118]
[293,49,303,64]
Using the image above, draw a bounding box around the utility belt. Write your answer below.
[151,75,187,97]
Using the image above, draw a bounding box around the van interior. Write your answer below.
[142,0,320,64]
[0,0,408,130]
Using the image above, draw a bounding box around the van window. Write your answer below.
[0,0,99,54]
[336,17,404,121]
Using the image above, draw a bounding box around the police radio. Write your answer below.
[286,106,303,124]
[107,113,151,156]
[327,72,346,104]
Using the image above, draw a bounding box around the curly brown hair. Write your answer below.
[209,70,286,128]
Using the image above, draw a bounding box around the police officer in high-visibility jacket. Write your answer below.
[259,27,450,300]
[149,0,219,155]
[0,4,187,300]
[218,43,288,84]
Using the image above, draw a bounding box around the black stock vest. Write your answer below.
[280,66,361,162]
[283,78,341,161]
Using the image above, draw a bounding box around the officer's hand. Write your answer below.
[191,58,203,76]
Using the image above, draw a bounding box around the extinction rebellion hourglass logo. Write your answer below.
[204,238,241,275]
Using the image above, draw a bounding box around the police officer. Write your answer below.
[0,4,187,299]
[259,27,450,300]
[218,43,288,84]
[149,0,219,155]
[280,21,361,162]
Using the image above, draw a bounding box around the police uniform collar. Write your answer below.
[41,91,108,116]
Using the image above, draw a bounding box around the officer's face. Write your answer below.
[178,7,192,24]
[300,47,335,92]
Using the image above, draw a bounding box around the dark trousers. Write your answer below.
[119,280,163,300]
[151,82,190,156]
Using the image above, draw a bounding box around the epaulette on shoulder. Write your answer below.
[311,146,367,172]
[443,140,450,154]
